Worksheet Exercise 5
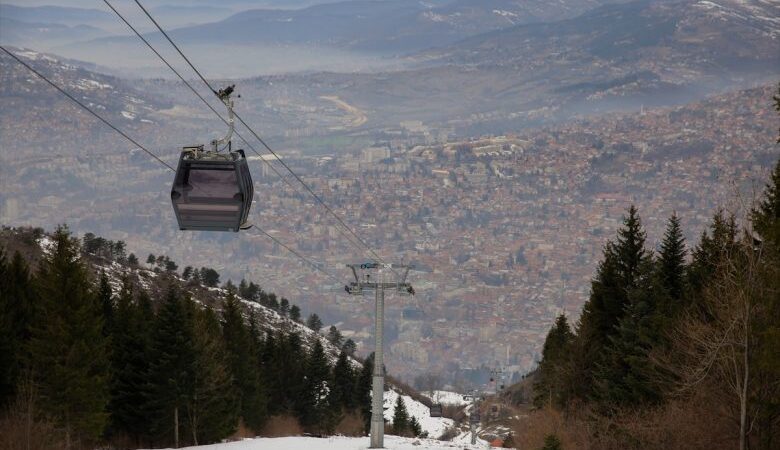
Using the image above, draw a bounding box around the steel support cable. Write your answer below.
[101,1,304,197]
[0,44,340,283]
[0,45,174,171]
[133,0,397,274]
[103,0,371,267]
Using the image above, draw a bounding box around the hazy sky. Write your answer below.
[4,0,345,10]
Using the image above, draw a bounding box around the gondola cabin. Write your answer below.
[170,146,253,232]
[429,404,443,418]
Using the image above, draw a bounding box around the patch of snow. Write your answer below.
[383,389,454,439]
[81,79,112,89]
[121,111,136,120]
[37,236,55,255]
[421,11,448,23]
[493,9,518,18]
[422,390,469,407]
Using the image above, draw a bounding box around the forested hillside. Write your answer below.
[0,226,427,449]
[517,155,780,449]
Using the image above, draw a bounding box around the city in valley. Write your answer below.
[2,54,775,384]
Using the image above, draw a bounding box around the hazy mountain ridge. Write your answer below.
[152,0,636,52]
[421,0,778,68]
[0,48,172,138]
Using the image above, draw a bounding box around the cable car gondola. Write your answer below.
[170,85,254,232]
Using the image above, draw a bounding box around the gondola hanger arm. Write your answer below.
[211,85,237,152]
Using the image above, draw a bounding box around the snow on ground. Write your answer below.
[453,428,489,447]
[142,435,488,450]
[423,390,470,407]
[383,390,454,439]
[36,236,54,255]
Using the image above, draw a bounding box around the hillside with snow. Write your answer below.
[383,389,454,439]
[141,435,490,450]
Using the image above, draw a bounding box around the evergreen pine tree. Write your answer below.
[749,156,780,446]
[658,213,687,303]
[752,158,780,247]
[108,279,154,446]
[592,257,662,410]
[289,304,301,322]
[615,205,649,290]
[279,298,290,317]
[127,253,139,266]
[392,395,409,436]
[575,206,650,402]
[27,226,110,444]
[688,211,737,301]
[221,293,268,432]
[332,350,356,410]
[307,313,323,333]
[97,271,113,336]
[187,305,239,445]
[0,248,12,407]
[533,314,574,409]
[540,434,563,450]
[298,339,335,433]
[342,338,357,356]
[355,352,375,433]
[0,249,35,408]
[266,331,306,416]
[409,416,423,437]
[327,325,343,347]
[146,286,196,447]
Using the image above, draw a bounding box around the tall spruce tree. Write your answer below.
[146,286,196,447]
[752,159,780,247]
[0,249,35,407]
[750,157,780,447]
[0,248,13,407]
[289,304,301,322]
[108,280,154,445]
[658,213,687,304]
[614,205,649,290]
[327,325,343,347]
[221,293,267,432]
[188,305,238,445]
[576,206,650,402]
[265,331,306,415]
[392,395,410,436]
[533,314,574,409]
[592,257,661,410]
[355,352,375,433]
[298,339,336,433]
[688,211,737,301]
[307,313,323,333]
[331,350,356,410]
[27,226,110,444]
[97,272,113,337]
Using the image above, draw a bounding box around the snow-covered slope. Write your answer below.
[87,250,358,368]
[383,389,454,439]
[422,390,470,407]
[141,435,489,450]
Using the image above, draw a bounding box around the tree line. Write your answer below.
[0,227,395,449]
[531,158,780,449]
